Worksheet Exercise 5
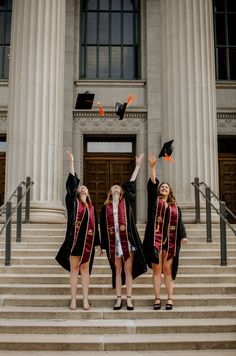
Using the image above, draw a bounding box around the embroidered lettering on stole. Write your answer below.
[106,198,130,263]
[154,197,178,260]
[71,200,95,264]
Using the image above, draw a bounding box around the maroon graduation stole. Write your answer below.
[154,197,178,260]
[106,198,130,263]
[71,200,95,264]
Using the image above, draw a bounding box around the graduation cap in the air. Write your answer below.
[75,91,95,109]
[115,95,135,120]
[158,139,174,161]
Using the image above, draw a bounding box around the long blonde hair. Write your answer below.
[104,186,125,205]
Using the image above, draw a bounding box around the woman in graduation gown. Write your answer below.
[55,151,101,311]
[100,153,147,311]
[143,153,188,310]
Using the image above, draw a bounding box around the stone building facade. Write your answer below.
[0,0,235,223]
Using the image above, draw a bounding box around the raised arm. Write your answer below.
[148,153,157,183]
[67,150,75,176]
[130,153,144,182]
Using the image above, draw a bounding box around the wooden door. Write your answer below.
[84,156,135,218]
[0,154,5,206]
[219,154,236,222]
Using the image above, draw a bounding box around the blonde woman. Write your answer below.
[56,151,101,310]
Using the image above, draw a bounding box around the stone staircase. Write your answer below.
[0,223,235,355]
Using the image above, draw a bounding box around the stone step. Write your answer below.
[0,265,236,274]
[0,332,235,351]
[1,306,236,321]
[0,351,234,356]
[0,273,235,284]
[0,283,235,295]
[1,294,236,308]
[0,318,235,335]
[1,256,236,266]
[2,241,236,249]
[1,249,236,257]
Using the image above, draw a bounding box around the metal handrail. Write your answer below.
[191,177,236,266]
[0,177,34,266]
[0,181,25,214]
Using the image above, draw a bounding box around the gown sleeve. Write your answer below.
[93,210,101,247]
[122,181,136,202]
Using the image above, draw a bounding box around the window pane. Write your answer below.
[227,14,236,45]
[87,13,97,44]
[99,46,109,78]
[0,13,4,43]
[229,48,236,79]
[124,0,133,11]
[227,0,236,12]
[5,12,11,43]
[99,13,109,44]
[100,0,109,10]
[217,47,227,79]
[3,45,9,78]
[0,45,3,76]
[111,47,121,78]
[81,12,86,44]
[87,142,132,153]
[123,13,133,45]
[80,46,85,78]
[123,47,133,79]
[7,0,12,10]
[0,0,5,10]
[216,13,226,45]
[86,46,97,78]
[214,0,225,12]
[87,0,97,10]
[111,13,121,44]
[112,0,121,11]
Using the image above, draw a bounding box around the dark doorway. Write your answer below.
[84,135,136,218]
[218,136,236,222]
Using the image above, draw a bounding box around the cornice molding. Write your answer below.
[74,80,146,88]
[216,81,236,89]
[73,110,147,119]
[217,112,236,134]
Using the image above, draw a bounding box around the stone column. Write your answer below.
[6,0,66,222]
[160,0,218,222]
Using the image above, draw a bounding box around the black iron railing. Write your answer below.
[0,177,34,266]
[192,177,236,266]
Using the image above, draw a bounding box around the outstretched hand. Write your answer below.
[66,150,74,162]
[136,153,144,167]
[148,153,157,167]
[181,238,188,245]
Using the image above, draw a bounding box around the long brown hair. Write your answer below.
[158,182,176,205]
[104,186,125,205]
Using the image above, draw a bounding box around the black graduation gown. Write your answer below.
[143,178,187,280]
[55,173,100,274]
[100,181,147,288]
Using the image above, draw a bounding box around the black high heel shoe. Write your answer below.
[165,298,173,310]
[153,298,161,310]
[113,296,122,310]
[126,296,134,310]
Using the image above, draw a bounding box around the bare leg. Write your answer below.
[69,256,80,309]
[114,257,123,308]
[152,250,163,302]
[79,261,90,310]
[124,253,134,308]
[163,250,174,305]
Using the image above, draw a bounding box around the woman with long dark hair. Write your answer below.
[56,151,101,310]
[143,153,188,310]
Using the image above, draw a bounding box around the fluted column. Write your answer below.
[160,0,218,222]
[6,0,66,222]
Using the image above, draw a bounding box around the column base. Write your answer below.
[180,203,220,224]
[26,202,66,223]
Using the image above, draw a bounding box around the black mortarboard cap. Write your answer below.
[75,91,95,109]
[158,139,174,158]
[115,102,127,120]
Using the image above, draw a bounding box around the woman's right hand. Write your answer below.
[148,153,157,167]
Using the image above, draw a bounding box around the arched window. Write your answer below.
[0,0,12,79]
[80,0,140,79]
[213,0,236,80]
